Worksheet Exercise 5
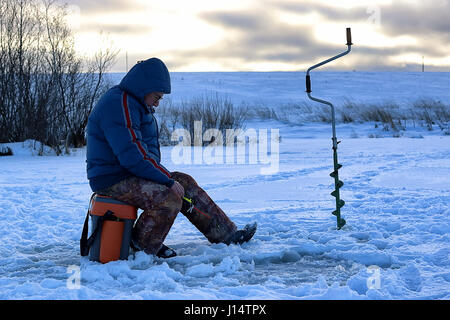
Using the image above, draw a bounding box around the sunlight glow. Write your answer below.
[67,0,448,71]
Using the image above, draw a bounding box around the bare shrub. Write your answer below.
[0,0,117,154]
[412,99,450,132]
[0,145,13,156]
[156,94,248,146]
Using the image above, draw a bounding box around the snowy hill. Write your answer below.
[109,71,450,110]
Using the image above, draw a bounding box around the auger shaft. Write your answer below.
[330,139,346,229]
[305,28,353,229]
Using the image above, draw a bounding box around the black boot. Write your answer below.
[224,222,257,245]
[156,244,177,258]
[131,233,177,259]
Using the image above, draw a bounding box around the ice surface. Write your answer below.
[0,72,449,300]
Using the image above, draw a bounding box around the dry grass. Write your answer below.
[155,95,450,145]
[156,94,248,146]
[247,98,449,134]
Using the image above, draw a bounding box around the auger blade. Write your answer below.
[337,218,346,229]
[329,164,342,178]
[338,199,345,208]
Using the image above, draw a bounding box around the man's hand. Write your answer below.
[170,181,184,199]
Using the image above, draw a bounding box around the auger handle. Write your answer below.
[346,28,353,46]
[306,75,311,93]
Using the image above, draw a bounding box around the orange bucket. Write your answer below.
[88,194,137,263]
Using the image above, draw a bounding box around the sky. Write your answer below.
[65,0,450,72]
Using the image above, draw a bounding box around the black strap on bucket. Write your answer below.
[80,194,124,257]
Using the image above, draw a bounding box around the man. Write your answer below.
[86,57,256,258]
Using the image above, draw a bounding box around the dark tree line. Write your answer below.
[0,0,117,154]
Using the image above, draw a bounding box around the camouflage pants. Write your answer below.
[96,172,237,255]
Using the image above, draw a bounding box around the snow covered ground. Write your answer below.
[0,72,449,300]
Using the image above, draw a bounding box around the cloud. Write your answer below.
[377,1,450,35]
[68,0,450,71]
[274,1,369,22]
[168,1,449,71]
[79,22,151,35]
[274,0,450,35]
[164,9,336,70]
[66,0,139,14]
[274,0,450,56]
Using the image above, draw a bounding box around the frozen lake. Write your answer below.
[0,71,449,299]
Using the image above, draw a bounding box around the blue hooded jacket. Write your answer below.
[86,58,174,192]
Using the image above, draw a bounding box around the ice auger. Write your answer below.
[305,28,353,230]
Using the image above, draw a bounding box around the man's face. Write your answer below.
[144,92,164,107]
